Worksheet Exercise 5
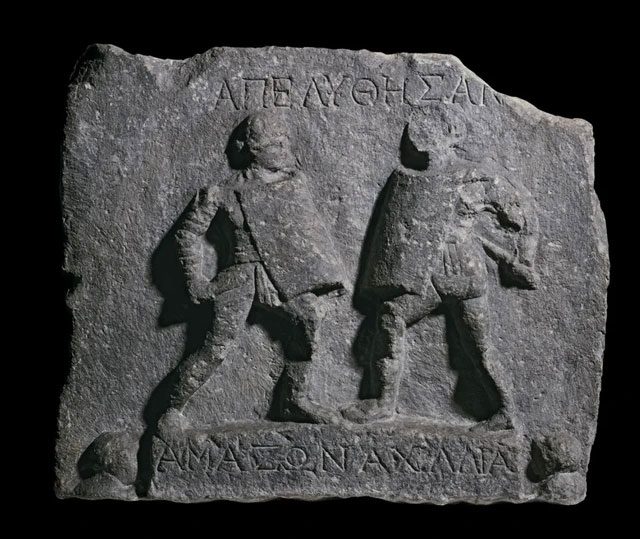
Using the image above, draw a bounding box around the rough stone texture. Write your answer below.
[56,45,608,504]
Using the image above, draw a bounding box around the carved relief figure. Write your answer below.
[344,106,539,430]
[157,111,347,433]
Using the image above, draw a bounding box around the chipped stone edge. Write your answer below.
[80,43,593,131]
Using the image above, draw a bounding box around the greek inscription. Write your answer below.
[186,440,210,471]
[243,77,269,109]
[418,73,446,101]
[213,79,240,110]
[283,446,310,470]
[216,445,244,472]
[272,77,293,107]
[154,437,519,478]
[204,72,496,111]
[389,446,420,472]
[382,75,406,106]
[351,78,378,106]
[358,447,390,473]
[157,443,186,473]
[489,449,517,473]
[303,74,351,108]
[251,444,280,471]
[320,445,347,472]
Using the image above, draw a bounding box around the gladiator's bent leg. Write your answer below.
[275,292,342,424]
[450,295,517,431]
[157,265,255,434]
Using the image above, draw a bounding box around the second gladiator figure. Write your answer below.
[344,105,539,430]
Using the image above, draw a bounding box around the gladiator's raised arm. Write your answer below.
[175,187,220,304]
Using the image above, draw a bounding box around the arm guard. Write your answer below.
[175,188,219,304]
[484,176,540,289]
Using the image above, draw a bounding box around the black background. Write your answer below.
[35,11,626,530]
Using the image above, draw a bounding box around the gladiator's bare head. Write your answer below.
[401,105,466,170]
[239,111,296,172]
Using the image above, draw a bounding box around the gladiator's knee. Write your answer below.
[276,293,325,362]
[379,291,434,327]
[285,293,326,341]
[284,292,324,321]
[460,296,489,325]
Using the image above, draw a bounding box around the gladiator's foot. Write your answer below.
[341,399,395,424]
[156,408,191,436]
[293,398,344,425]
[469,411,515,433]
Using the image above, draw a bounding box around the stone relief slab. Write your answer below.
[56,45,608,504]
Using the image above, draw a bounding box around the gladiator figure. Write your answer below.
[157,111,347,433]
[343,106,539,430]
